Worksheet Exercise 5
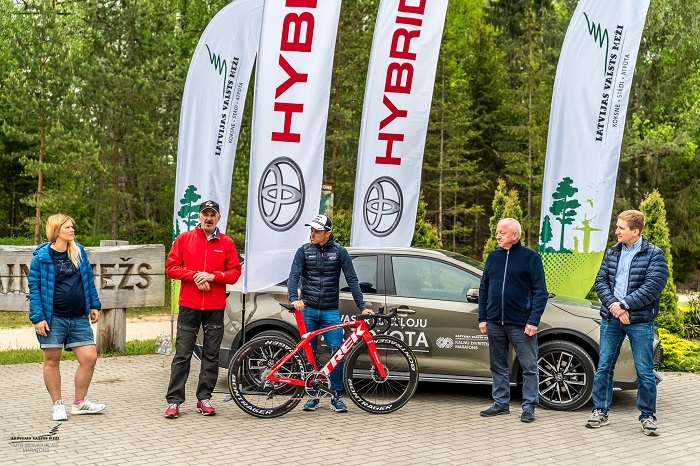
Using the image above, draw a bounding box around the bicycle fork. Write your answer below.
[320,326,389,379]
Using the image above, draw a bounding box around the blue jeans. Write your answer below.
[487,323,539,413]
[302,307,344,394]
[592,318,657,420]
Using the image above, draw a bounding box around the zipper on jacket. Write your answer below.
[501,249,510,325]
[319,243,325,307]
[201,237,209,310]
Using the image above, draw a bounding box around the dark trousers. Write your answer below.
[487,323,539,413]
[165,306,224,404]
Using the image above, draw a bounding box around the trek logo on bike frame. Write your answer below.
[320,326,366,376]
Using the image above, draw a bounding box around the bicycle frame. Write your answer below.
[228,304,418,417]
[264,308,388,391]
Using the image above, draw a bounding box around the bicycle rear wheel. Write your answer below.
[227,335,305,418]
[343,335,419,414]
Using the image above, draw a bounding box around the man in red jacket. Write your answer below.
[164,200,241,418]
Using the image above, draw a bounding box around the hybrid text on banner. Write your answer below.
[244,0,342,293]
[351,0,448,247]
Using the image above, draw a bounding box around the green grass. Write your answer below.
[0,311,32,329]
[1,275,174,328]
[0,306,172,329]
[0,339,158,365]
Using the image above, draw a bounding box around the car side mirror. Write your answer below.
[359,282,377,294]
[466,288,479,303]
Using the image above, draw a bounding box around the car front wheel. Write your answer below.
[537,340,595,411]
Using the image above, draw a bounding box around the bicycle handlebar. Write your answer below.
[279,303,397,334]
[360,308,397,334]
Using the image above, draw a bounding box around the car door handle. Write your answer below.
[396,307,415,315]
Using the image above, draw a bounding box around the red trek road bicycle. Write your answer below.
[227,304,419,418]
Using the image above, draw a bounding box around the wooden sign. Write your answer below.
[0,245,165,311]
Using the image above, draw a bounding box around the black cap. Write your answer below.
[305,214,332,231]
[199,200,220,214]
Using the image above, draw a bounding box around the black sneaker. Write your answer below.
[480,404,510,417]
[521,411,535,423]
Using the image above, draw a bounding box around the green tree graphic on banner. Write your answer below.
[177,185,201,231]
[539,215,553,253]
[540,176,604,298]
[549,177,580,252]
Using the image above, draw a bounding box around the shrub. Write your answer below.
[640,191,684,335]
[657,328,700,372]
[682,294,700,340]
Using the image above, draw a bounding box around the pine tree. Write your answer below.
[639,190,683,335]
[327,208,352,247]
[412,199,441,249]
[483,181,524,259]
[505,188,524,228]
[483,179,508,259]
[177,185,202,230]
[1,0,86,242]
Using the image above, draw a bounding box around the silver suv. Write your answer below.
[198,247,663,411]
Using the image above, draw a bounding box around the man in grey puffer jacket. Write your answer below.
[586,210,668,436]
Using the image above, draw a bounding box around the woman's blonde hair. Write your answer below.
[46,213,81,268]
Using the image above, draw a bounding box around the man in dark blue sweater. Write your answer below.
[287,214,372,413]
[478,218,548,422]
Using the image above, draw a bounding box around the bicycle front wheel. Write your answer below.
[227,335,305,419]
[343,335,419,414]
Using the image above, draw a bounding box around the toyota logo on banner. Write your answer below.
[258,157,305,232]
[363,176,403,237]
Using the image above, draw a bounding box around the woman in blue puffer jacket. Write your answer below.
[28,213,106,421]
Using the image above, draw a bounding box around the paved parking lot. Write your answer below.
[1,354,699,465]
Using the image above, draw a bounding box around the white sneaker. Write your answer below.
[52,401,68,421]
[71,396,106,415]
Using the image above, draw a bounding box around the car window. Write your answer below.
[340,255,378,294]
[392,256,480,302]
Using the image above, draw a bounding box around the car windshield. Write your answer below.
[435,249,484,270]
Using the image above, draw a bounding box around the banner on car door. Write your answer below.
[538,0,650,297]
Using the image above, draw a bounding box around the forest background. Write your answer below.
[1,0,699,289]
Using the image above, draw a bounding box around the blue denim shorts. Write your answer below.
[37,315,95,349]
